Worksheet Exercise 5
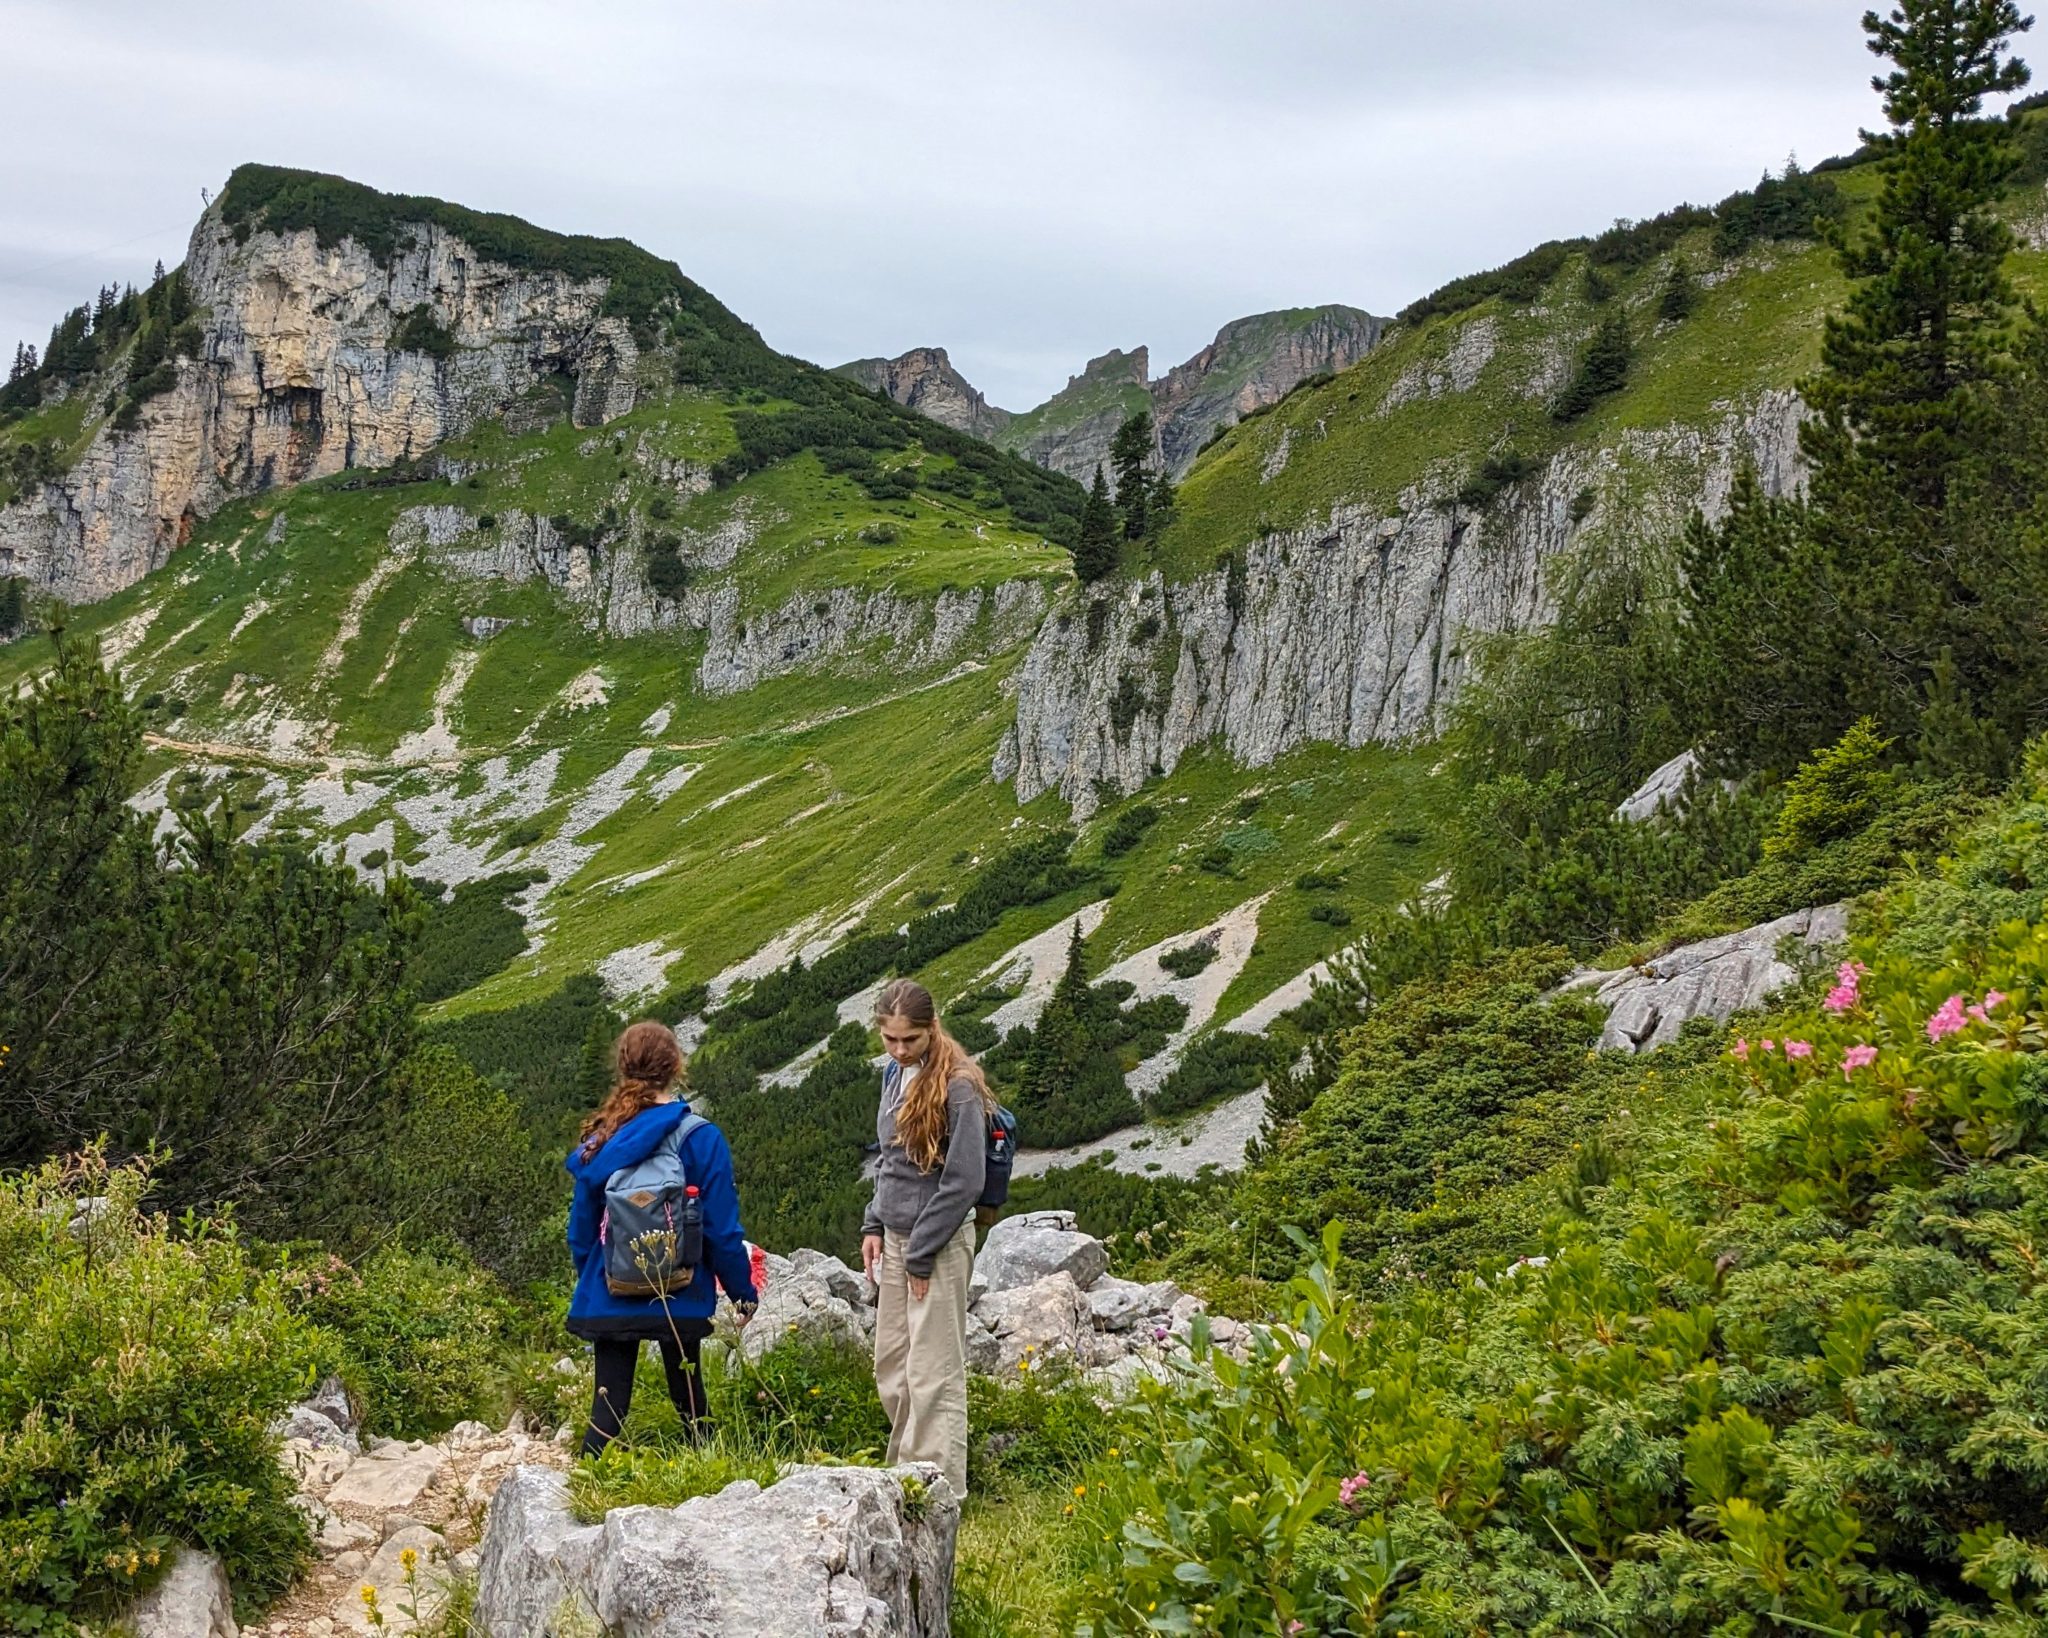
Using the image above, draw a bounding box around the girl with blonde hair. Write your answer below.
[859,978,993,1497]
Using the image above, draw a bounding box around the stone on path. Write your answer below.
[323,1443,451,1515]
[128,1549,238,1638]
[476,1461,958,1637]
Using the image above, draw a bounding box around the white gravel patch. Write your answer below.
[1223,959,1333,1037]
[1013,1084,1270,1181]
[600,939,681,1002]
[1100,896,1268,1095]
[560,669,610,711]
[391,649,479,766]
[650,763,701,803]
[102,606,160,667]
[227,597,270,642]
[317,555,405,679]
[515,747,656,928]
[701,773,775,815]
[978,903,1112,1034]
[394,749,562,888]
[340,821,396,877]
[290,773,391,830]
[640,704,673,736]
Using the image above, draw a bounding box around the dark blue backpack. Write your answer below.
[601,1112,707,1297]
[884,1062,1017,1209]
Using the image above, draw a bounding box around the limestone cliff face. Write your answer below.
[385,501,1050,695]
[1,205,644,603]
[997,389,1806,814]
[833,347,1010,442]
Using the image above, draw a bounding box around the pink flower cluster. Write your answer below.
[1927,990,2008,1041]
[1338,1472,1373,1512]
[1824,961,1867,1014]
[1842,1043,1878,1078]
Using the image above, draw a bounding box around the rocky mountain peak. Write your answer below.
[832,345,1010,442]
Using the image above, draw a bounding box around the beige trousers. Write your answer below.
[873,1215,975,1497]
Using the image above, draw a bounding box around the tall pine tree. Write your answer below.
[1111,411,1154,540]
[1074,465,1121,582]
[1681,0,2045,777]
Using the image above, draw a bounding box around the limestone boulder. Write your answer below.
[1561,902,1851,1053]
[740,1251,873,1363]
[475,1461,958,1638]
[972,1270,1090,1373]
[970,1210,1108,1300]
[127,1548,237,1638]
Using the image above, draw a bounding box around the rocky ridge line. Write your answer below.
[841,305,1387,484]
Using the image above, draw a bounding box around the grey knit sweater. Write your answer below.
[861,1064,986,1277]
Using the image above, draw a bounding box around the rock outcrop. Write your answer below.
[734,1215,1243,1383]
[999,388,1806,814]
[1003,346,1154,483]
[127,1549,239,1638]
[835,347,1011,442]
[1561,902,1851,1052]
[1,201,645,603]
[474,1462,959,1638]
[1149,306,1387,474]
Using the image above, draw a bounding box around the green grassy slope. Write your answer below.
[1146,159,2048,580]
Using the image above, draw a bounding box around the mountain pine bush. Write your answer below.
[1072,740,2048,1634]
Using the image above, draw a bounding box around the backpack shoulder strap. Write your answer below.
[671,1112,709,1176]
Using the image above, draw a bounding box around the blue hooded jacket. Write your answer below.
[565,1101,757,1338]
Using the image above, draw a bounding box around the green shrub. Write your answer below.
[1186,949,1610,1287]
[0,1150,317,1631]
[1148,1032,1275,1120]
[1552,310,1633,422]
[1099,803,1159,859]
[1085,744,2048,1636]
[1157,941,1218,979]
[391,305,457,360]
[1306,901,1352,927]
[1764,716,1893,860]
[321,1045,566,1285]
[409,869,538,1004]
[857,522,899,544]
[287,1243,514,1440]
[968,1370,1114,1497]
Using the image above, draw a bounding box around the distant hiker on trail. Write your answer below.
[566,1020,758,1457]
[861,978,996,1497]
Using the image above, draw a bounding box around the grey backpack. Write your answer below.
[601,1113,708,1298]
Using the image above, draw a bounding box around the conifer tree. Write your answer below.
[1111,411,1154,540]
[1680,0,2043,777]
[1658,258,1700,322]
[1552,310,1632,421]
[1074,465,1120,582]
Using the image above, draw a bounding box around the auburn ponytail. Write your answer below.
[577,1020,685,1159]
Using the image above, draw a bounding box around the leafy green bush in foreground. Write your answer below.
[1071,746,2048,1635]
[0,1150,316,1632]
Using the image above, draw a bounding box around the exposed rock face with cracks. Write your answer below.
[1,203,644,603]
[998,388,1807,815]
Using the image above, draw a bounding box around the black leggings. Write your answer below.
[583,1324,711,1458]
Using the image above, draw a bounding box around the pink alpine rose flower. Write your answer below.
[1731,1037,1751,1060]
[1926,995,1968,1041]
[1823,960,1866,1014]
[1785,1040,1814,1060]
[1338,1472,1373,1512]
[1842,1044,1878,1077]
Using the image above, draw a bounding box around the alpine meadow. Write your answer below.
[11,3,2048,1635]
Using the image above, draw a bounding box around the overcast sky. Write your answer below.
[0,2,1932,409]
